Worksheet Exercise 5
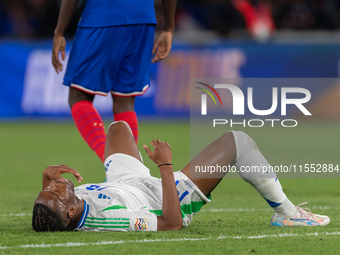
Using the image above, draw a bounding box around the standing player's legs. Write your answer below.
[63,26,124,163]
[110,24,156,145]
[64,26,147,161]
[112,95,139,144]
[69,88,106,162]
[104,121,142,163]
[181,131,297,217]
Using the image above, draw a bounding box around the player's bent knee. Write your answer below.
[230,131,256,160]
[172,224,183,231]
[231,130,250,142]
[220,131,235,142]
[218,131,239,149]
[107,120,129,129]
[68,87,94,108]
[107,121,131,134]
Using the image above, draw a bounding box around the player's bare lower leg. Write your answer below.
[69,87,95,107]
[181,131,330,226]
[112,95,139,144]
[68,87,106,162]
[181,132,236,196]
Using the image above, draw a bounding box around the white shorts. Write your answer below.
[105,153,151,182]
[104,153,211,227]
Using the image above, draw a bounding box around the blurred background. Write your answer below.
[1,2,339,243]
[2,0,340,40]
[0,0,340,119]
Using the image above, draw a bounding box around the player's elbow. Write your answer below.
[167,220,183,231]
[175,223,183,230]
[157,216,183,231]
[170,217,183,230]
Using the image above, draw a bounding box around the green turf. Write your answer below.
[0,120,339,254]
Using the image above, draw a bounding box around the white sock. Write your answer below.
[232,131,296,217]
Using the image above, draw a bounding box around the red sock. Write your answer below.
[71,101,106,162]
[114,111,138,144]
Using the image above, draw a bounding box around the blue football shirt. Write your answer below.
[78,0,157,27]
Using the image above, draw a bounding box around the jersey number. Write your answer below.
[85,185,108,191]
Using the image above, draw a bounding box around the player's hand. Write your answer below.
[43,165,83,183]
[143,139,172,166]
[151,31,173,63]
[52,35,66,74]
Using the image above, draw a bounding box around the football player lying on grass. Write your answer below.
[32,121,330,232]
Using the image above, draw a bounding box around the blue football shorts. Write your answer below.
[63,24,155,97]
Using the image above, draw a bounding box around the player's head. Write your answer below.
[32,178,77,232]
[32,203,66,231]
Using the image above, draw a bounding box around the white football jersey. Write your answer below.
[74,153,211,232]
[74,177,162,231]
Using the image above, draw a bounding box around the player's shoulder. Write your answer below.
[75,183,107,190]
[75,183,108,197]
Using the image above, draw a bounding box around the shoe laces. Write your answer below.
[295,202,314,220]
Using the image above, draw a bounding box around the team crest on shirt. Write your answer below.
[134,218,148,231]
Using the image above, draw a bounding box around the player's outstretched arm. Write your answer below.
[52,0,80,73]
[143,140,182,230]
[151,0,176,63]
[42,165,83,190]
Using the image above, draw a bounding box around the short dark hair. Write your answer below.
[32,203,67,232]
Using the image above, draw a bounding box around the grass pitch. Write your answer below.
[0,120,339,254]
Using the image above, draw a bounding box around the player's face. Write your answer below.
[34,178,75,225]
